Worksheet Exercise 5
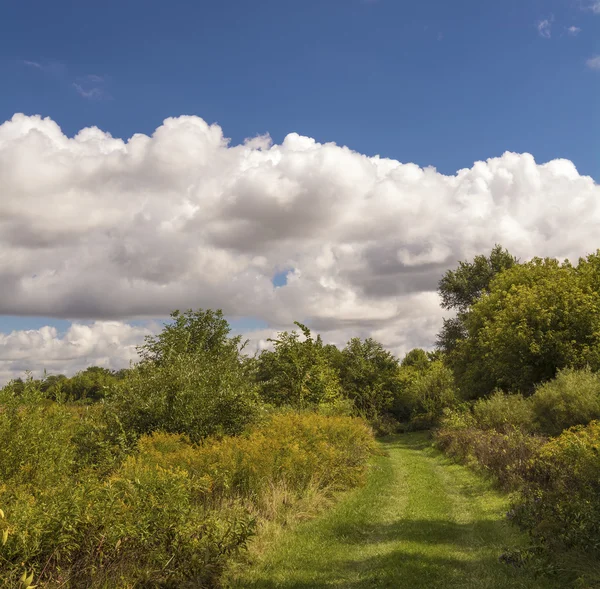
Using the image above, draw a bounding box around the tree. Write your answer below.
[438,245,518,313]
[452,257,600,398]
[255,323,341,408]
[337,338,401,419]
[436,245,517,355]
[105,308,258,442]
[138,309,242,365]
[401,348,430,371]
[64,367,117,401]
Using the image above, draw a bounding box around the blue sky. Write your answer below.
[1,0,598,179]
[0,0,599,377]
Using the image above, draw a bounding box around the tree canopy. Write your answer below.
[450,255,600,398]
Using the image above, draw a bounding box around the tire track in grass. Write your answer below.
[226,433,562,589]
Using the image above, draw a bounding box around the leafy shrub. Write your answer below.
[0,378,76,490]
[104,349,259,444]
[316,397,356,418]
[435,426,546,490]
[100,307,260,445]
[473,391,537,433]
[405,360,459,428]
[508,421,600,584]
[255,323,341,408]
[0,391,374,588]
[531,368,600,436]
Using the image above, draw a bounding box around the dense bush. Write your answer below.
[0,385,375,587]
[105,349,259,445]
[472,391,537,433]
[335,338,401,421]
[435,423,545,490]
[393,359,458,428]
[254,323,341,408]
[531,368,600,436]
[508,421,600,584]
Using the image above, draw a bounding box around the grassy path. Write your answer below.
[227,432,561,589]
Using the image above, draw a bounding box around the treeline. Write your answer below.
[11,312,457,438]
[0,311,381,588]
[432,246,600,587]
[9,366,129,402]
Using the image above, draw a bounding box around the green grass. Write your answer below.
[226,432,562,589]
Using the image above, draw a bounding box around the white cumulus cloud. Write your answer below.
[0,322,153,383]
[0,114,599,382]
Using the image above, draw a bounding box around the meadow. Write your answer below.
[1,246,599,587]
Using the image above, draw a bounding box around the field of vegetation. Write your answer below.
[1,245,599,587]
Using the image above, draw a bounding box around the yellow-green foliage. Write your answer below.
[510,421,600,552]
[127,412,376,509]
[0,398,374,588]
[508,421,600,584]
[473,391,537,433]
[531,368,600,436]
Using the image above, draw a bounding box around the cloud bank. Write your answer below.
[0,321,152,384]
[0,113,599,380]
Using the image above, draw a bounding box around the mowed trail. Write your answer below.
[227,432,561,589]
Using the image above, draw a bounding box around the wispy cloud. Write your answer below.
[22,60,42,69]
[21,60,112,100]
[85,74,105,83]
[589,1,600,14]
[537,17,553,38]
[20,59,66,78]
[73,74,111,100]
[73,84,105,100]
[586,55,600,70]
[567,25,582,35]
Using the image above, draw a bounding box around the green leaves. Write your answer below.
[104,308,259,443]
[138,308,240,365]
[438,244,517,313]
[450,255,600,398]
[256,323,342,408]
[337,338,400,419]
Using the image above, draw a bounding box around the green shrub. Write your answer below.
[0,395,374,588]
[255,323,342,408]
[473,391,537,433]
[406,360,459,428]
[104,349,259,444]
[435,426,546,490]
[508,421,600,584]
[531,368,600,436]
[0,378,76,490]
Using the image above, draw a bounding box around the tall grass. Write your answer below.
[0,384,375,588]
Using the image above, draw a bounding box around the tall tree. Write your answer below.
[138,309,242,365]
[338,337,400,419]
[436,245,518,355]
[452,257,600,398]
[255,323,341,408]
